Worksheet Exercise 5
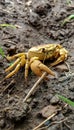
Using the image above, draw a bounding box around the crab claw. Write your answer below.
[30,57,55,79]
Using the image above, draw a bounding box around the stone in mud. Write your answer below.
[39,105,57,118]
[0,0,5,5]
[31,99,39,109]
[55,64,69,72]
[29,11,42,28]
[32,0,51,16]
[50,95,59,104]
[50,30,59,40]
[7,45,17,55]
[46,94,53,101]
[0,119,5,128]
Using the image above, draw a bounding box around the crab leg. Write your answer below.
[50,49,67,66]
[5,55,26,79]
[5,58,20,72]
[50,48,68,67]
[5,64,21,79]
[6,53,25,61]
[25,59,29,80]
[50,56,65,67]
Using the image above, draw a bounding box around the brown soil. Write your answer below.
[0,0,74,130]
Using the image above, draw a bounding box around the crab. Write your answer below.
[5,44,68,80]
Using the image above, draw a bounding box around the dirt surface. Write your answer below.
[0,0,74,130]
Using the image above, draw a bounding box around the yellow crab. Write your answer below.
[5,44,68,80]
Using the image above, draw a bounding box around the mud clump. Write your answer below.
[5,96,29,122]
[33,0,51,16]
[29,11,42,28]
[0,0,74,130]
[7,45,17,55]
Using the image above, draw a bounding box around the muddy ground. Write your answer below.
[0,0,74,130]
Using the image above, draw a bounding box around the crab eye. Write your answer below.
[42,48,45,52]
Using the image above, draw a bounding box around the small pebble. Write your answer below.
[55,64,69,72]
[7,45,16,55]
[50,95,59,104]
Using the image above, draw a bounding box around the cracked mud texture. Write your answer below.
[0,0,74,130]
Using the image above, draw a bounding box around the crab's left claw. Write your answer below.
[30,57,55,79]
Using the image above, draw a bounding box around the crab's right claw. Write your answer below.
[30,57,55,79]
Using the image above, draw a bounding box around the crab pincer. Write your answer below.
[30,57,55,79]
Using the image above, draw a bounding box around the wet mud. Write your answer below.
[0,0,74,130]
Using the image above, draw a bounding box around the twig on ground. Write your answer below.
[58,62,74,82]
[33,112,57,130]
[3,40,16,45]
[0,78,6,84]
[64,122,71,130]
[23,72,47,102]
[58,72,74,82]
[2,79,15,93]
[65,61,71,72]
[38,117,68,130]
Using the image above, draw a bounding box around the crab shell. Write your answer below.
[28,44,68,60]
